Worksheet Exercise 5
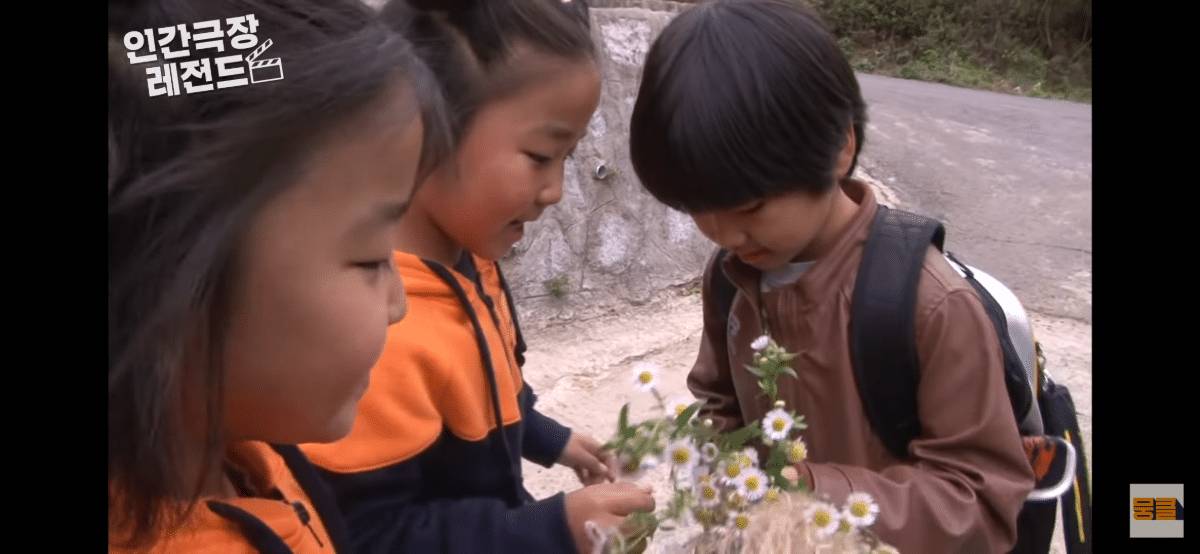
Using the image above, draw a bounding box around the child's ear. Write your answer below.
[835,125,857,180]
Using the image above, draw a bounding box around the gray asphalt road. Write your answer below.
[856,73,1092,323]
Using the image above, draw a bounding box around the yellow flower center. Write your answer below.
[788,442,807,463]
[724,464,742,479]
[772,419,787,432]
[851,501,871,518]
[672,448,691,464]
[839,520,853,533]
[765,488,781,502]
[638,371,653,384]
[674,404,687,416]
[745,476,761,491]
[735,514,750,530]
[702,486,717,500]
[813,510,832,528]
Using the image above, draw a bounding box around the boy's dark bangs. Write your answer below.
[630,2,844,214]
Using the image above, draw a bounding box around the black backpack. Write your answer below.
[708,206,1092,553]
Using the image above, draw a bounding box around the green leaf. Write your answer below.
[674,401,705,428]
[618,403,632,438]
[744,364,766,377]
[621,521,656,554]
[626,512,659,541]
[765,441,788,471]
[781,366,799,379]
[765,465,784,485]
[666,489,690,519]
[719,422,762,451]
[779,352,799,361]
[762,380,778,400]
[688,424,720,444]
[791,413,808,431]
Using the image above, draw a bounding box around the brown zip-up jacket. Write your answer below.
[689,178,1035,552]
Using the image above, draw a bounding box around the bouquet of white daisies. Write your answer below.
[594,336,896,553]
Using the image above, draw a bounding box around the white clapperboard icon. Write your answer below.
[246,39,283,84]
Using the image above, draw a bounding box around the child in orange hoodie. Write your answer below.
[299,2,655,553]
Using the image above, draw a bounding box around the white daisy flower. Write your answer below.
[786,439,809,464]
[751,335,771,351]
[631,362,659,392]
[736,447,759,469]
[717,459,744,484]
[667,396,696,419]
[700,442,720,463]
[837,515,855,535]
[694,479,721,507]
[736,467,769,502]
[761,408,794,441]
[843,492,880,527]
[665,439,700,471]
[805,501,841,538]
[733,512,752,531]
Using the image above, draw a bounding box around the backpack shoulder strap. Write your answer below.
[849,206,945,460]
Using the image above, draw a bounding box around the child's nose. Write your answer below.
[697,213,747,251]
[537,172,564,207]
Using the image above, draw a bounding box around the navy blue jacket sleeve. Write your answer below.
[319,459,575,554]
[520,387,572,468]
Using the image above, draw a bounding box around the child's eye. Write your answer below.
[739,201,765,214]
[354,260,392,275]
[524,151,552,165]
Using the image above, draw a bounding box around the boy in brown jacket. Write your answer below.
[628,1,1035,551]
